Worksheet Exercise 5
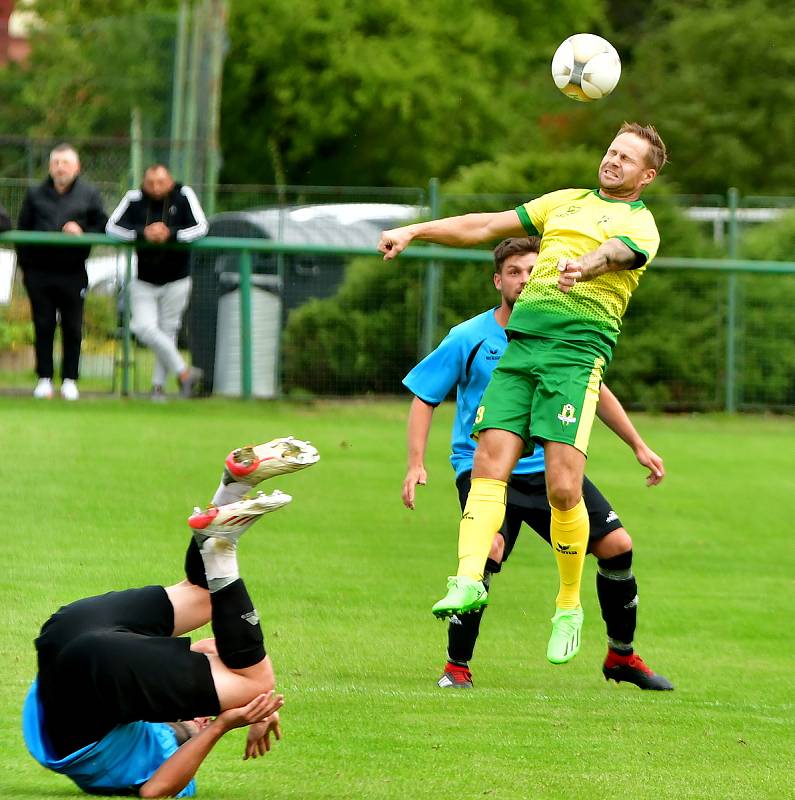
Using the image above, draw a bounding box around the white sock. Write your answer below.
[211,479,249,507]
[198,537,240,593]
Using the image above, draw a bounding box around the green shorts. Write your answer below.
[472,335,606,456]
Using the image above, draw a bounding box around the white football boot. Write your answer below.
[222,436,319,488]
[188,490,292,546]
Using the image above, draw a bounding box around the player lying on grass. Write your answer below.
[402,237,672,689]
[23,437,319,798]
[381,122,667,665]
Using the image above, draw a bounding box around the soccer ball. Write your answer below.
[551,33,621,102]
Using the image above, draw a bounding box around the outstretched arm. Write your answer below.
[557,238,639,293]
[402,396,435,509]
[597,384,664,486]
[379,210,525,260]
[138,692,284,798]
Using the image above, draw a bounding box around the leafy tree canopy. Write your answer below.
[221,0,607,186]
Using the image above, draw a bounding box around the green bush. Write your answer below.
[0,318,34,351]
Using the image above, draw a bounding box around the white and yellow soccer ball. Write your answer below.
[551,33,621,102]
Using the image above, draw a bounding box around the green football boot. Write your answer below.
[546,606,584,664]
[432,576,489,619]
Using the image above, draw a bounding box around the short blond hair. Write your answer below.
[617,122,667,172]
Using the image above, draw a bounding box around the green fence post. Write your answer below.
[239,249,253,399]
[121,248,134,396]
[725,187,739,413]
[420,177,441,358]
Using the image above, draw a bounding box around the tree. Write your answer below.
[0,1,179,140]
[221,0,607,187]
[566,0,795,194]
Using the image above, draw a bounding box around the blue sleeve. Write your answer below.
[176,778,197,797]
[402,329,464,404]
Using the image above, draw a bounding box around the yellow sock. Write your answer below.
[550,497,588,609]
[457,478,507,581]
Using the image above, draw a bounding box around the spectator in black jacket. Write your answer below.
[106,164,208,400]
[17,144,108,401]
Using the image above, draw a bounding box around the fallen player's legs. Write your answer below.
[190,435,319,707]
[186,489,295,711]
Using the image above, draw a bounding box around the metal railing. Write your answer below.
[2,229,795,408]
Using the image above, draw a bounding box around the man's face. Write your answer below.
[598,133,656,198]
[143,168,175,200]
[49,151,80,188]
[168,717,211,745]
[494,251,537,307]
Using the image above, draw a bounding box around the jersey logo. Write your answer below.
[556,205,581,217]
[557,403,578,425]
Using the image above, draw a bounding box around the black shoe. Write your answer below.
[603,650,674,691]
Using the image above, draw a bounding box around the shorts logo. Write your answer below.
[606,510,618,523]
[462,511,475,521]
[557,403,578,425]
[241,610,260,626]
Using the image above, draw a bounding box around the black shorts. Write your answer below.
[35,586,220,758]
[455,471,623,570]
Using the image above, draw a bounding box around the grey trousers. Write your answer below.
[130,276,191,387]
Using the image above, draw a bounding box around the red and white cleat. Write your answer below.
[437,662,474,689]
[188,491,292,543]
[223,436,319,487]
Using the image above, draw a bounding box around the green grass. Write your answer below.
[1,398,792,799]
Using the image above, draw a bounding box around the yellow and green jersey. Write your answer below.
[510,188,660,359]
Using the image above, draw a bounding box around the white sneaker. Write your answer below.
[188,490,292,545]
[33,378,53,399]
[61,379,79,401]
[223,436,320,487]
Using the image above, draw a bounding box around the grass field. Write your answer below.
[1,397,793,799]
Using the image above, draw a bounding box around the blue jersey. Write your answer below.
[23,679,196,798]
[403,308,546,478]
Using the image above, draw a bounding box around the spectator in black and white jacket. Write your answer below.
[106,164,208,400]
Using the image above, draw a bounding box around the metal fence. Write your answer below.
[1,187,794,410]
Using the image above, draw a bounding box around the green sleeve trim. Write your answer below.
[616,235,649,268]
[515,205,539,236]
